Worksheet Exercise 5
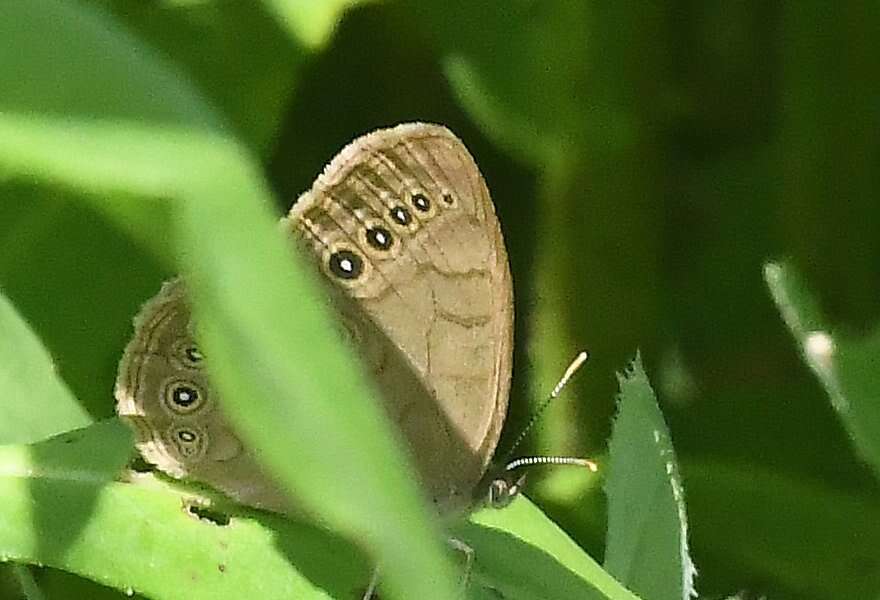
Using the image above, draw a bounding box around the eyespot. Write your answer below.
[328,249,363,280]
[168,425,207,460]
[171,339,205,370]
[184,346,204,364]
[171,385,198,408]
[163,380,206,415]
[411,192,431,212]
[441,191,456,207]
[365,226,394,251]
[389,205,412,226]
[177,429,197,443]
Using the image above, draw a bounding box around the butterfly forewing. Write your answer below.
[287,123,513,514]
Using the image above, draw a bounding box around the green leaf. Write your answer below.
[0,289,91,444]
[604,354,696,600]
[88,0,306,154]
[261,0,373,50]
[0,421,368,599]
[0,0,222,257]
[1,421,631,600]
[173,144,462,600]
[10,564,44,600]
[460,502,639,600]
[0,0,222,130]
[765,261,880,479]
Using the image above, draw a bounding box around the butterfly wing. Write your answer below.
[115,279,289,512]
[287,123,513,514]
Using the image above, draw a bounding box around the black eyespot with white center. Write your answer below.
[390,205,412,226]
[328,249,363,280]
[366,226,393,251]
[169,425,206,458]
[163,379,205,415]
[172,384,199,408]
[172,339,204,369]
[184,346,203,364]
[177,429,197,443]
[411,192,431,212]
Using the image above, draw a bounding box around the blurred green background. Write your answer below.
[2,2,879,599]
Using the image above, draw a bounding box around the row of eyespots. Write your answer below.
[328,190,455,281]
[161,340,207,424]
[161,379,209,458]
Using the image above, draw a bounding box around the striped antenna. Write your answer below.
[486,351,598,510]
[501,350,590,462]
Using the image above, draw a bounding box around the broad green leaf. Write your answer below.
[261,0,373,50]
[0,290,91,444]
[0,0,221,130]
[765,261,880,480]
[604,355,696,600]
[172,142,461,600]
[0,421,367,599]
[1,422,629,600]
[460,501,639,600]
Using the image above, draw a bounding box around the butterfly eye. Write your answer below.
[487,479,510,508]
[486,472,526,509]
[163,380,205,415]
[328,249,363,280]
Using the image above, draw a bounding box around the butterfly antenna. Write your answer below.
[501,350,590,464]
[504,455,598,473]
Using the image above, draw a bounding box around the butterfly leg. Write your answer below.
[361,566,381,600]
[447,536,475,597]
[361,540,474,599]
